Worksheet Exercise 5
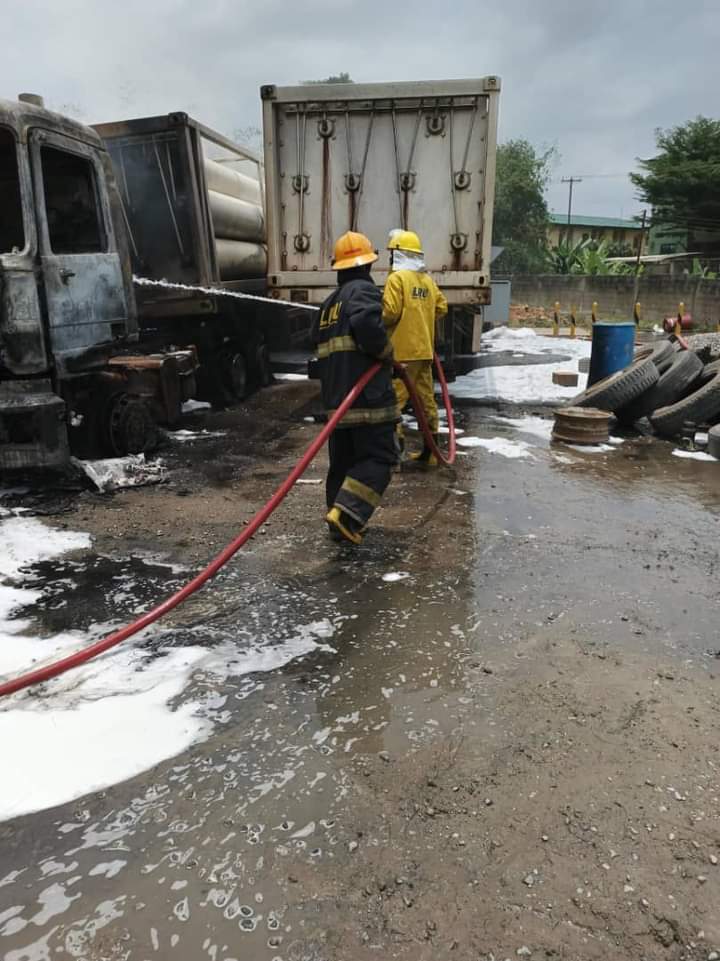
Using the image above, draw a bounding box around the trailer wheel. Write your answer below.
[221,348,248,401]
[106,393,158,456]
[255,344,273,387]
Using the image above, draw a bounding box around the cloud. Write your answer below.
[2,0,719,218]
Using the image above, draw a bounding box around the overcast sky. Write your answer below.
[4,0,719,222]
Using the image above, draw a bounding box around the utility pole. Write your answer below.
[634,210,647,273]
[632,209,647,321]
[561,176,582,245]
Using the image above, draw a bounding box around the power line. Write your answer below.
[551,173,630,184]
[574,172,630,180]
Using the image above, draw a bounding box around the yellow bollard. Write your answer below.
[633,301,641,326]
[716,318,720,334]
[552,301,560,337]
[570,304,577,339]
[591,301,598,324]
[675,302,684,337]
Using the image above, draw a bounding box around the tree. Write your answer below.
[606,240,634,259]
[547,238,634,276]
[631,117,720,248]
[305,73,353,85]
[492,139,554,274]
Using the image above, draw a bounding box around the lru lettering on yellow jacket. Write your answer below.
[382,270,448,362]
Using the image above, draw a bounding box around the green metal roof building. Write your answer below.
[548,213,645,251]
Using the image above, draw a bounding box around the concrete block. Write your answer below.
[552,371,579,387]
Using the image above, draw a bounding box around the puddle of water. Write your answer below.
[465,408,720,666]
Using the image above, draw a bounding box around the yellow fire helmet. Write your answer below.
[387,229,423,254]
[332,231,379,270]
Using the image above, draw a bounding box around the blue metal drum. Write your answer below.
[588,322,636,387]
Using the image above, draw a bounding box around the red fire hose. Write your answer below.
[0,355,455,700]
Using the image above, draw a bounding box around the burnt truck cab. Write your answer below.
[0,95,195,470]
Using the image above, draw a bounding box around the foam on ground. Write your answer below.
[451,327,590,404]
[458,436,534,459]
[672,449,718,462]
[0,514,335,822]
[492,415,554,441]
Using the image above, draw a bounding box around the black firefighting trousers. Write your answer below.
[326,422,397,527]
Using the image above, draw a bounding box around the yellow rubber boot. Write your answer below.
[326,507,364,545]
[409,434,440,467]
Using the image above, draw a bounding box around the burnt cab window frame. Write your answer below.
[0,123,35,260]
[29,129,113,258]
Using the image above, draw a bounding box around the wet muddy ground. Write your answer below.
[1,373,720,961]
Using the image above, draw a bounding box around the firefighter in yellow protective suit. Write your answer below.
[382,230,448,466]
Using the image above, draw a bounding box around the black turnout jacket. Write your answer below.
[312,275,397,427]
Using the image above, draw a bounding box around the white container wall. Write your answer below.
[261,77,500,305]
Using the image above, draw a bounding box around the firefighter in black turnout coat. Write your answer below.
[312,231,398,545]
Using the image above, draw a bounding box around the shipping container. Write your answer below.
[261,78,500,308]
[93,113,266,292]
[93,113,278,401]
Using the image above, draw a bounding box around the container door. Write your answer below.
[30,131,129,356]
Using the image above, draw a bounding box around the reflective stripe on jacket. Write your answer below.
[382,270,449,362]
[312,277,396,428]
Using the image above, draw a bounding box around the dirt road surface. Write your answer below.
[1,371,720,961]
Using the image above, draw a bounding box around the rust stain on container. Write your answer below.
[348,189,356,232]
[320,137,333,265]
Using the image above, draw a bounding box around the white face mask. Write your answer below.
[391,249,426,272]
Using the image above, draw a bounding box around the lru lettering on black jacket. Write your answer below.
[312,277,397,428]
[319,301,342,329]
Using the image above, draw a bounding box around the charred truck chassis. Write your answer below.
[0,96,201,470]
[134,292,271,406]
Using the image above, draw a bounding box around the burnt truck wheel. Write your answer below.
[255,343,273,387]
[570,358,658,413]
[220,348,248,402]
[650,370,720,437]
[105,393,158,455]
[617,350,704,423]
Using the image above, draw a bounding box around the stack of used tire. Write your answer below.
[570,339,720,455]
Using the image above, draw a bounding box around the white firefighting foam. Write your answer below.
[0,514,335,822]
[450,327,591,404]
